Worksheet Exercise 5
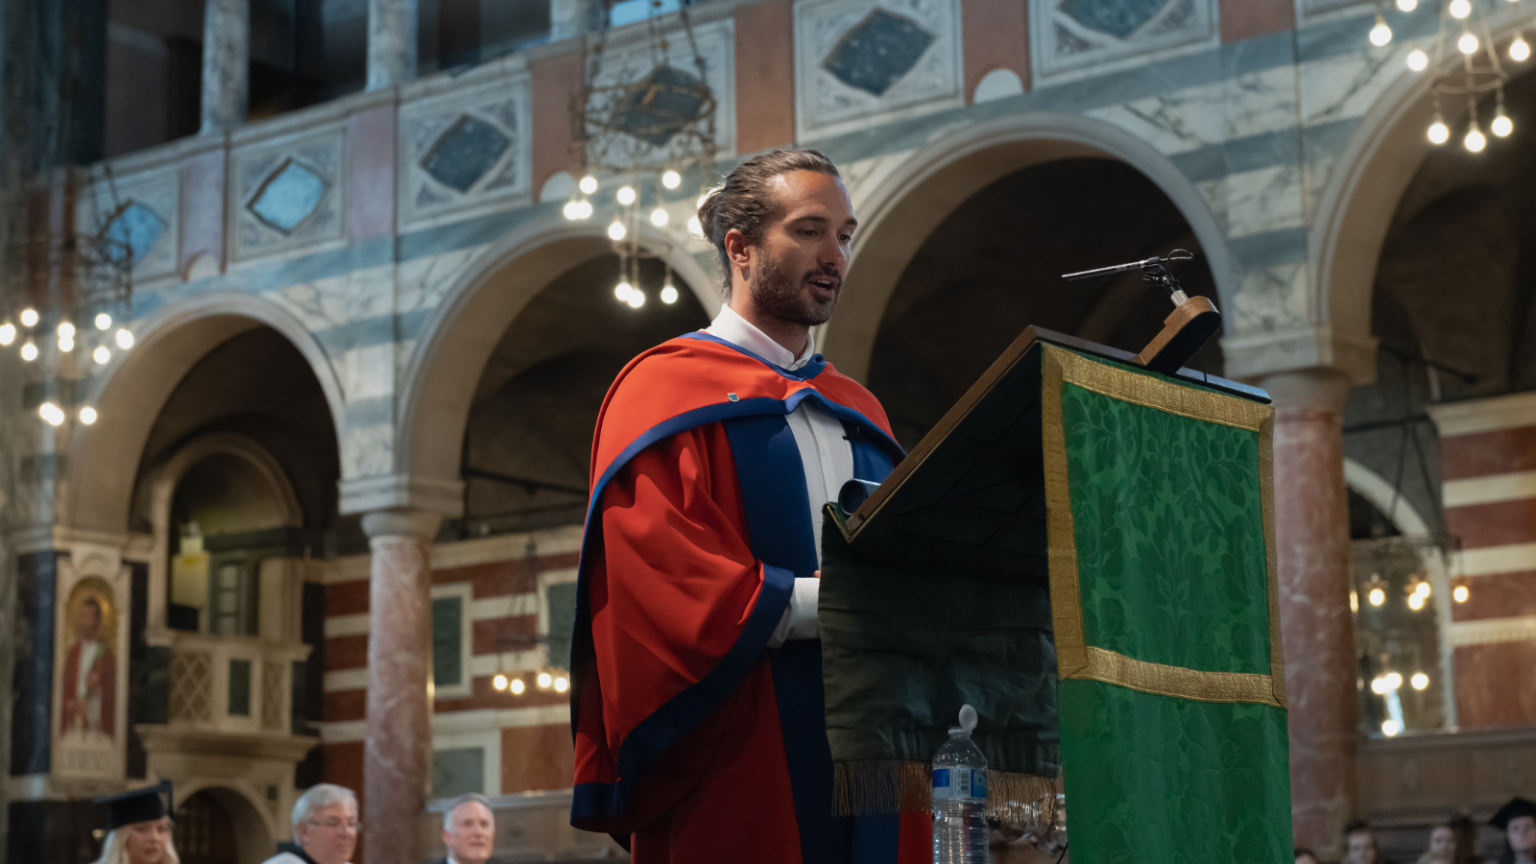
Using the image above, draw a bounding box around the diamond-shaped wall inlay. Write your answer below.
[422,115,512,194]
[612,65,712,147]
[103,200,167,267]
[1060,0,1169,38]
[248,159,329,234]
[821,8,936,97]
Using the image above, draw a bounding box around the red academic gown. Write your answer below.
[569,333,932,864]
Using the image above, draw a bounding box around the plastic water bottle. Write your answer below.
[932,704,988,864]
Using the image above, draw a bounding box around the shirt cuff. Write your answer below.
[767,577,821,648]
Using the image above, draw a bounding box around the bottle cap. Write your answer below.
[949,703,978,736]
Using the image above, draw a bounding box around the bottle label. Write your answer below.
[932,767,987,802]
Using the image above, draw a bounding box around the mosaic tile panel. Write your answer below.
[230,128,345,262]
[76,165,179,282]
[581,17,736,171]
[399,69,532,227]
[1030,0,1216,82]
[795,0,962,139]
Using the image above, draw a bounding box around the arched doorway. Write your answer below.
[824,111,1233,384]
[865,156,1220,448]
[460,252,709,535]
[174,786,274,864]
[397,219,717,500]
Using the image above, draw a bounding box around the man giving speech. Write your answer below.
[569,149,927,864]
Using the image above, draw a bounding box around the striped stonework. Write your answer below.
[1430,393,1536,728]
[317,526,583,798]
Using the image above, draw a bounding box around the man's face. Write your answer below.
[1295,854,1320,864]
[742,171,857,328]
[442,801,495,864]
[78,602,101,639]
[1510,815,1536,854]
[1347,831,1378,864]
[296,801,358,864]
[1429,826,1456,859]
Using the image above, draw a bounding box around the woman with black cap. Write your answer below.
[1493,797,1536,864]
[91,783,180,864]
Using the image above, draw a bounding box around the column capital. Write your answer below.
[361,508,441,542]
[339,473,463,518]
[1221,325,1376,387]
[1260,367,1351,414]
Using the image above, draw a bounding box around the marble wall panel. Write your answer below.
[75,163,179,285]
[581,18,736,170]
[794,0,962,139]
[230,127,347,263]
[399,70,533,228]
[1030,0,1218,84]
[1223,162,1305,237]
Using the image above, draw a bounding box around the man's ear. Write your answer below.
[723,228,752,277]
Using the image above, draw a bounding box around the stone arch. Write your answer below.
[174,780,279,864]
[66,293,345,537]
[823,110,1235,382]
[1310,16,1533,368]
[394,216,718,504]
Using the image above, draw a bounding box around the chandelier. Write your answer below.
[1369,0,1531,151]
[4,165,141,427]
[563,1,720,311]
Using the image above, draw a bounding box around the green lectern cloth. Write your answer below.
[818,335,1292,859]
[1043,344,1293,863]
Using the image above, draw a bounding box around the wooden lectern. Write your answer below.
[818,328,1294,863]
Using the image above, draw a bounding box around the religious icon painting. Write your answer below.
[53,575,128,778]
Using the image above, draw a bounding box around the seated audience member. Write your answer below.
[264,784,359,864]
[92,786,180,864]
[435,793,496,864]
[1296,847,1321,864]
[1494,797,1536,864]
[1415,822,1455,864]
[1347,820,1385,864]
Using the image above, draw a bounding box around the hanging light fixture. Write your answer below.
[1399,0,1528,153]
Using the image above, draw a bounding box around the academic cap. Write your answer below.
[1492,797,1536,830]
[96,781,173,831]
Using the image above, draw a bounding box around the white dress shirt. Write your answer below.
[704,306,855,646]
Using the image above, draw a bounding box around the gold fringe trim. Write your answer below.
[986,769,1058,830]
[833,761,1058,830]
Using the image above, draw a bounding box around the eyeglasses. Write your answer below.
[310,818,361,831]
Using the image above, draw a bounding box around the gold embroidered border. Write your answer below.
[1259,415,1286,706]
[1051,345,1270,433]
[1080,646,1283,708]
[1040,344,1286,708]
[1042,349,1088,679]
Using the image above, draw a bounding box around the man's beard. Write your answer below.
[749,250,839,327]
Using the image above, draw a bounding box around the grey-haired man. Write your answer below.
[433,793,496,864]
[263,784,358,864]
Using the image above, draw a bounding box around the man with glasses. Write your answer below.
[263,784,359,864]
[432,793,497,864]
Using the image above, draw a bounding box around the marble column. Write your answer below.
[200,0,249,133]
[1263,369,1358,860]
[550,0,604,41]
[361,509,441,864]
[368,0,419,90]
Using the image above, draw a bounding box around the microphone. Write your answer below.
[1062,249,1196,306]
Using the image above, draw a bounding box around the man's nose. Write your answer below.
[820,236,848,272]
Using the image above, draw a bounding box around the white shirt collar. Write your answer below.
[705,304,817,371]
